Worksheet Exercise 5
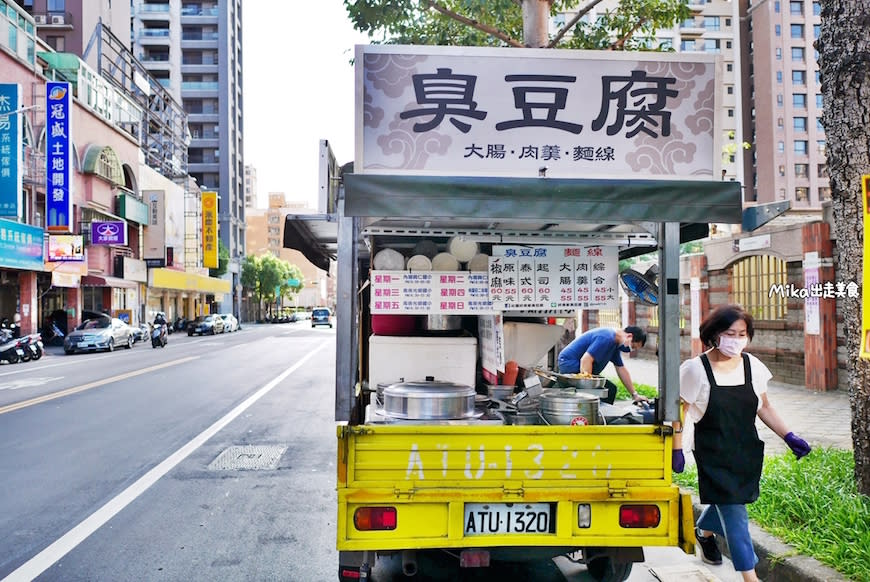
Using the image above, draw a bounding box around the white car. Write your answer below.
[218,313,239,332]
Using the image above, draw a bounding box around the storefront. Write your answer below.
[147,268,231,323]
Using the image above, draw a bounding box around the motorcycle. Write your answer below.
[173,317,187,333]
[151,323,168,348]
[0,331,25,364]
[28,333,44,360]
[16,336,33,362]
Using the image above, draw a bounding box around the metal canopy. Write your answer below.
[344,174,743,224]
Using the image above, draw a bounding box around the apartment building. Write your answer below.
[130,0,245,315]
[244,163,258,210]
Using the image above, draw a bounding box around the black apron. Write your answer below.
[693,353,765,505]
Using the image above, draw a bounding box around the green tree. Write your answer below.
[208,240,230,278]
[817,0,870,495]
[344,0,689,50]
[240,254,305,321]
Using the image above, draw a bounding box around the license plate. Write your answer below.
[463,503,554,536]
[78,341,89,348]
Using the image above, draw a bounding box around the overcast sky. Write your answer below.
[243,2,368,210]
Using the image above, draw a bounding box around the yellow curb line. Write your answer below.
[0,356,200,415]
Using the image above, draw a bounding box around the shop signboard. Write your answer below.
[47,234,84,262]
[0,218,43,270]
[202,190,218,268]
[357,45,718,180]
[0,83,22,218]
[143,190,166,264]
[90,221,128,245]
[45,81,73,232]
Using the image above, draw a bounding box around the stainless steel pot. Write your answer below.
[382,380,476,419]
[422,314,463,331]
[540,391,600,425]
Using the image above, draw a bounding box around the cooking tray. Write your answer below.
[534,368,607,390]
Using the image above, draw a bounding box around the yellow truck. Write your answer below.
[285,44,742,581]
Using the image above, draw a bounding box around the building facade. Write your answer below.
[244,163,257,209]
[130,0,246,318]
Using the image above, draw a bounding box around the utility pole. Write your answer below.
[522,0,554,47]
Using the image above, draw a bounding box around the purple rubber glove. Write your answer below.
[672,449,685,473]
[785,432,811,459]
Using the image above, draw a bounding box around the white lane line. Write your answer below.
[1,339,332,582]
[0,357,200,415]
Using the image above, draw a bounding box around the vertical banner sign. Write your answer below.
[0,84,22,218]
[861,175,870,358]
[804,252,821,336]
[46,82,73,232]
[202,190,218,268]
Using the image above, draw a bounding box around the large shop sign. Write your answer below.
[90,221,128,246]
[0,83,22,218]
[357,45,719,180]
[0,218,43,270]
[202,190,218,269]
[45,82,73,232]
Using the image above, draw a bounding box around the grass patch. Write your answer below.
[672,448,870,582]
[606,376,658,401]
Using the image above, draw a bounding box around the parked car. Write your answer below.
[311,308,333,328]
[131,323,150,344]
[218,313,238,332]
[64,317,134,354]
[187,314,224,336]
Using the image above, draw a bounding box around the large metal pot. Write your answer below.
[382,380,476,419]
[540,391,600,425]
[422,314,463,331]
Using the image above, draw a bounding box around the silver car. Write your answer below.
[64,317,134,354]
[218,313,238,332]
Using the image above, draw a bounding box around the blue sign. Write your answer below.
[0,84,22,218]
[0,218,44,270]
[91,221,128,245]
[45,81,73,232]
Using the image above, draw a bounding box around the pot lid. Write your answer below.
[383,380,475,398]
[539,391,599,403]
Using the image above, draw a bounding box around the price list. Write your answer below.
[371,271,494,314]
[488,245,618,311]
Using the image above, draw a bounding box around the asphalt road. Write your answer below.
[0,323,745,582]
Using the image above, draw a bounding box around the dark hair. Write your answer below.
[698,304,754,348]
[624,325,647,347]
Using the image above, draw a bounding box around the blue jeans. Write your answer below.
[697,504,759,572]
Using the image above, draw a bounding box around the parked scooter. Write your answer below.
[27,333,44,360]
[151,323,168,348]
[173,317,187,333]
[16,336,32,362]
[0,330,25,364]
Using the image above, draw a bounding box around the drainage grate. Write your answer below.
[208,445,287,471]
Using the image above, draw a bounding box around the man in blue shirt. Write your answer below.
[557,325,649,404]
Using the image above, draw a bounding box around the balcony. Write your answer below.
[679,20,705,37]
[139,3,170,13]
[33,11,74,29]
[182,81,219,91]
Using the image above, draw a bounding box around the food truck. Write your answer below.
[284,44,742,581]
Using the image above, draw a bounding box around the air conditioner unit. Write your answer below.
[33,14,46,24]
[50,14,65,25]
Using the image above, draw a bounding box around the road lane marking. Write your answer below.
[0,357,199,416]
[0,377,64,391]
[2,339,331,582]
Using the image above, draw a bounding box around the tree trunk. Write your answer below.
[818,0,870,495]
[522,0,552,47]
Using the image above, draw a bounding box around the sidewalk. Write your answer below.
[620,356,853,582]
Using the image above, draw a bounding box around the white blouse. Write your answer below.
[680,351,772,422]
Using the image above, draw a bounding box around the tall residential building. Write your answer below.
[244,164,258,209]
[744,0,828,208]
[130,0,245,316]
[21,0,130,56]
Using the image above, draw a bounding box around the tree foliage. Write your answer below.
[241,255,305,320]
[344,0,689,50]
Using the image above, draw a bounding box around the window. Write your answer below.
[726,18,732,26]
[775,24,781,36]
[813,24,820,39]
[813,1,820,15]
[796,187,809,202]
[794,117,808,131]
[776,48,782,60]
[775,1,780,12]
[795,163,809,177]
[817,140,826,154]
[777,71,783,83]
[727,86,734,95]
[818,163,828,177]
[680,40,696,51]
[777,117,784,127]
[727,63,733,72]
[816,94,824,108]
[704,16,720,30]
[791,47,805,61]
[726,41,732,49]
[790,1,803,15]
[728,108,734,117]
[817,117,824,131]
[778,165,786,176]
[819,187,831,200]
[794,140,808,154]
[731,255,788,321]
[815,70,821,84]
[704,39,720,53]
[47,0,65,10]
[777,94,784,106]
[778,141,785,153]
[792,70,806,84]
[791,24,804,39]
[793,93,807,107]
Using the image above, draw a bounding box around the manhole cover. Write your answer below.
[208,445,287,471]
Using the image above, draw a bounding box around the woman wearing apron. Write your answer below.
[672,305,811,582]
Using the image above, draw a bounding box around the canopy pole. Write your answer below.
[659,222,681,421]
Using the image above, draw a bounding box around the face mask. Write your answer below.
[717,336,748,358]
[619,338,633,353]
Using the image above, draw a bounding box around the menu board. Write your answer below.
[488,245,618,311]
[371,271,493,314]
